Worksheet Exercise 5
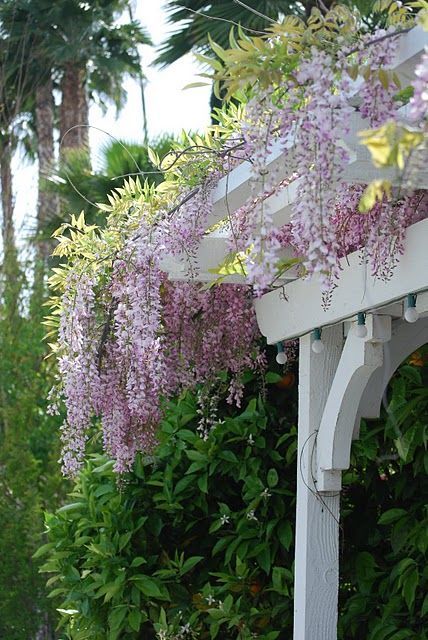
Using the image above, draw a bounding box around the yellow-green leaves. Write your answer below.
[359,180,392,212]
[208,249,249,278]
[409,0,428,29]
[359,122,424,169]
[373,0,415,26]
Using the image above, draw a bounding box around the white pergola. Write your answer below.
[164,26,428,640]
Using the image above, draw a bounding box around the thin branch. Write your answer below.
[232,0,276,23]
[346,27,411,57]
[183,6,267,35]
[317,0,330,13]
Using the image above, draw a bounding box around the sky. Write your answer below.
[14,0,212,232]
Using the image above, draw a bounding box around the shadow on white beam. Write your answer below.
[355,311,428,436]
[255,217,428,344]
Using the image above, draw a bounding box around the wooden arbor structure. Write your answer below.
[165,27,428,640]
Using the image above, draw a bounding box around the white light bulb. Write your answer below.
[355,324,367,338]
[312,339,324,354]
[404,306,419,323]
[276,351,288,365]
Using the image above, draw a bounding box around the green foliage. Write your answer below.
[41,349,428,639]
[156,1,307,68]
[0,252,66,638]
[340,347,428,639]
[40,370,298,639]
[198,2,418,100]
[45,135,175,232]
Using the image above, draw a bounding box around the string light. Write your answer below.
[355,312,367,338]
[404,293,419,323]
[276,342,287,365]
[311,328,324,353]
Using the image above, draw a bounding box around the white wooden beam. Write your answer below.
[392,25,428,84]
[163,27,427,284]
[255,217,428,344]
[208,110,427,237]
[294,325,343,640]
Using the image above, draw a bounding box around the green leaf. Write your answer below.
[32,542,54,558]
[108,605,128,631]
[208,249,248,278]
[267,468,279,488]
[56,502,85,514]
[277,520,292,551]
[57,608,79,615]
[130,556,146,568]
[183,81,210,90]
[359,180,392,213]
[355,552,377,583]
[198,473,208,493]
[133,576,164,598]
[186,450,207,462]
[421,592,428,617]
[394,426,418,462]
[378,509,407,525]
[272,566,289,595]
[181,556,204,575]
[265,372,283,384]
[128,609,142,632]
[256,544,271,574]
[389,631,414,640]
[402,568,418,610]
[93,459,115,474]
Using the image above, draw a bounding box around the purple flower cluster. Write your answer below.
[55,173,264,474]
[54,26,427,475]
[56,273,100,476]
[331,186,428,279]
[357,30,400,126]
[287,49,354,289]
[236,95,292,296]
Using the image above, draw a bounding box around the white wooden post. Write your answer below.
[294,325,343,640]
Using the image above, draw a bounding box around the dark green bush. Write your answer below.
[339,355,428,640]
[39,351,428,640]
[38,371,298,640]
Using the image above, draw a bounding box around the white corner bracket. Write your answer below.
[316,315,391,492]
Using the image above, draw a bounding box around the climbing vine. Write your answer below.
[46,1,428,474]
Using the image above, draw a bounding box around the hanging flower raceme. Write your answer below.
[284,49,354,289]
[332,186,428,279]
[233,94,284,296]
[56,273,101,476]
[51,176,264,474]
[356,29,400,127]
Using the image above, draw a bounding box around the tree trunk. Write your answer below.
[35,76,58,261]
[0,138,15,254]
[59,62,90,160]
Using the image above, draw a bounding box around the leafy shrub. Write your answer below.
[38,371,298,639]
[39,351,428,640]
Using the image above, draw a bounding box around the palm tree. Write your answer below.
[155,0,328,67]
[156,1,333,113]
[1,0,152,264]
[6,0,151,158]
[0,17,36,259]
[43,135,175,239]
